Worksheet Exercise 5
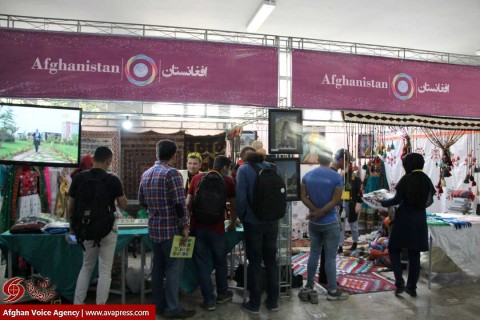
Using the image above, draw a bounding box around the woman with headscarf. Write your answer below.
[380,153,435,298]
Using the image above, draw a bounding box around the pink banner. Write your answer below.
[293,50,480,118]
[0,29,278,106]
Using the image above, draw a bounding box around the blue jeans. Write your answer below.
[339,201,359,244]
[193,226,228,305]
[307,221,340,292]
[151,238,184,316]
[243,221,279,309]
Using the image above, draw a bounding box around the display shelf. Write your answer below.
[277,202,292,298]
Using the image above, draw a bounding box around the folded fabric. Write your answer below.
[10,221,46,234]
[426,213,472,229]
[41,221,71,234]
[451,190,475,201]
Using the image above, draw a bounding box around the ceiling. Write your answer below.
[2,0,480,55]
[2,0,480,132]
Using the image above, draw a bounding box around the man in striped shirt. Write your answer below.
[138,139,195,319]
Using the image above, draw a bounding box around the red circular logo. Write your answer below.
[3,277,25,303]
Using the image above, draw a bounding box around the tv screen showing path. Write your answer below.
[0,103,82,168]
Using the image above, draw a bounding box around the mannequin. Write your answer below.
[17,166,42,219]
[361,156,389,229]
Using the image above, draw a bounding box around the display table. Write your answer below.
[427,213,480,288]
[0,227,244,303]
[0,228,142,302]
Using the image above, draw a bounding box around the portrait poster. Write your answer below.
[301,130,326,164]
[358,134,374,158]
[240,131,257,150]
[268,109,303,154]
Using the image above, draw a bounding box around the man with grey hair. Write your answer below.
[300,146,349,301]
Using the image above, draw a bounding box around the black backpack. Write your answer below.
[71,172,115,250]
[251,163,287,221]
[192,171,227,224]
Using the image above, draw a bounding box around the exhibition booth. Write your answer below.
[1,14,480,302]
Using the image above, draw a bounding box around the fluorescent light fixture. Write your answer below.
[122,116,132,130]
[246,0,276,33]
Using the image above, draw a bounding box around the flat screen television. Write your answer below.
[0,102,82,168]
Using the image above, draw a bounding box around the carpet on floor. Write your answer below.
[292,252,394,294]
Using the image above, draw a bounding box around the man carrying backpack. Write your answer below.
[236,150,286,315]
[186,155,237,311]
[68,146,127,305]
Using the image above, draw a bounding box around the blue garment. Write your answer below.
[307,221,340,292]
[339,200,359,244]
[243,221,279,309]
[236,161,273,225]
[151,238,185,316]
[302,166,343,224]
[193,226,229,305]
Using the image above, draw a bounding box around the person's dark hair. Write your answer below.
[402,152,425,174]
[213,155,232,171]
[157,139,177,161]
[93,146,113,163]
[239,146,256,160]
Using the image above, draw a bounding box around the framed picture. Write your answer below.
[240,131,257,150]
[271,157,301,201]
[269,109,303,154]
[301,131,326,164]
[358,134,374,158]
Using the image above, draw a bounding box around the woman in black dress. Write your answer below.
[380,153,435,297]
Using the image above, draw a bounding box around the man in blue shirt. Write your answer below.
[301,147,349,301]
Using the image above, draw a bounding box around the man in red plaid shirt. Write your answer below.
[138,139,195,319]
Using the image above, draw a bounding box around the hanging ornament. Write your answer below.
[436,180,444,199]
[390,141,395,150]
[441,178,446,187]
[464,175,470,184]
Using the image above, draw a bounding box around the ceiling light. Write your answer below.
[476,49,480,56]
[246,0,276,33]
[122,116,132,130]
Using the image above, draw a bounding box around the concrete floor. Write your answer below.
[2,254,480,320]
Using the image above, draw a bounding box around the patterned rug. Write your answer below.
[336,272,396,294]
[81,130,120,175]
[184,133,226,172]
[292,252,382,277]
[292,252,394,294]
[121,130,185,200]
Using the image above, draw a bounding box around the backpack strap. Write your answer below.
[194,171,224,196]
[250,162,273,174]
[250,162,262,175]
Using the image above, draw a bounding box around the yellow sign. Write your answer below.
[341,190,351,201]
[169,235,195,258]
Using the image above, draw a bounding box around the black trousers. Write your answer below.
[389,247,421,289]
